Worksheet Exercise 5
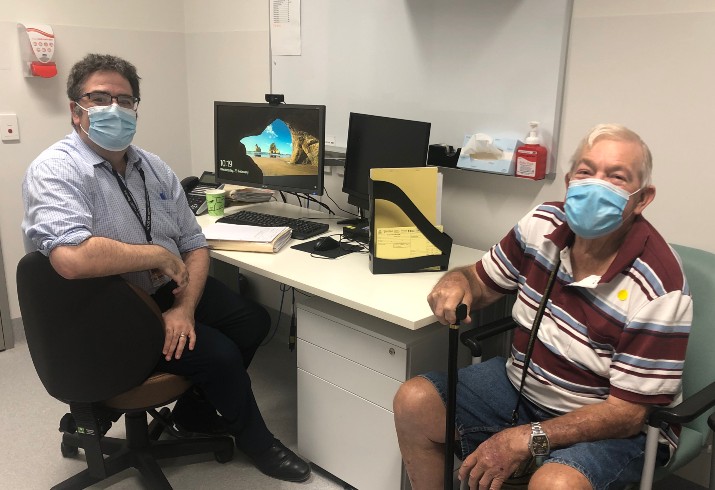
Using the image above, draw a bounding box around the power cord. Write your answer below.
[259,284,299,351]
[289,287,296,351]
[260,283,292,346]
[292,192,335,215]
[322,185,360,219]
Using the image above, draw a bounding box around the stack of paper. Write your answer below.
[225,186,274,203]
[202,223,291,253]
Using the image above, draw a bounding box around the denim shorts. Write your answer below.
[421,357,670,490]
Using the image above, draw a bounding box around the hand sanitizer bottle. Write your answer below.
[515,121,547,180]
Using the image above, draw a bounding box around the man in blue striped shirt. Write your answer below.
[22,53,310,483]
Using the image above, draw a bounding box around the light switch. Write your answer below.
[1,114,19,141]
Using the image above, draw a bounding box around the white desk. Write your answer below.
[197,201,485,329]
[198,201,486,489]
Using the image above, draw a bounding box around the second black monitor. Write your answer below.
[342,113,431,211]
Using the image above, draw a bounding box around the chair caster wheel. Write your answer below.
[59,413,76,434]
[61,442,79,458]
[214,446,234,464]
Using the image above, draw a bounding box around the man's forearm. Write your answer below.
[541,395,649,449]
[172,247,210,314]
[50,236,171,279]
[465,265,503,310]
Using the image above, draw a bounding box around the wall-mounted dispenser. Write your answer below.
[18,23,57,78]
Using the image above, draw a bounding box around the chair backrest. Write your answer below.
[662,244,715,471]
[16,252,164,403]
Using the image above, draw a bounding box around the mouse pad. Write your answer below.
[291,237,362,259]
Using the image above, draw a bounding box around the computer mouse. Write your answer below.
[313,236,340,252]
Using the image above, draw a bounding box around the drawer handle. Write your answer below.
[389,347,396,356]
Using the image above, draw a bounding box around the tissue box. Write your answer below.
[456,135,521,175]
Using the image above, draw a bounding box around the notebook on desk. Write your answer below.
[203,223,292,253]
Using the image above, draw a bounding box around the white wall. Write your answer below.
[316,1,715,257]
[2,0,715,322]
[183,0,270,178]
[272,0,571,176]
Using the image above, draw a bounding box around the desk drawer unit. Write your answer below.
[297,297,447,490]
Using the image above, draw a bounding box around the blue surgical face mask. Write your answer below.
[76,103,137,151]
[564,178,642,239]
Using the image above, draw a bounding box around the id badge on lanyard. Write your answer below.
[112,165,168,288]
[150,268,168,288]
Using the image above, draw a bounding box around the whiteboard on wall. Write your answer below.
[271,0,573,172]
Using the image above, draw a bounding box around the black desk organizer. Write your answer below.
[427,144,461,168]
[368,179,453,274]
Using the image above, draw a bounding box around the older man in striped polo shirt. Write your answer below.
[394,124,692,490]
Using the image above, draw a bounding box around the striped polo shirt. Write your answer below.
[476,202,692,448]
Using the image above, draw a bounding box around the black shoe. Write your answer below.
[172,390,229,436]
[250,439,311,483]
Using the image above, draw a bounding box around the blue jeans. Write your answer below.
[421,357,670,490]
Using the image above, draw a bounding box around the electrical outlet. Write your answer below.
[337,167,344,177]
[323,165,332,175]
[325,134,336,146]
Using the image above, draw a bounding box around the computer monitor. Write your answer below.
[214,101,326,195]
[341,112,431,215]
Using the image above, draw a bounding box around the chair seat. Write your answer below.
[103,372,192,412]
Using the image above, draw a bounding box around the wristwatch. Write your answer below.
[528,422,550,465]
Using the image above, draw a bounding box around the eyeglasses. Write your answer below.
[78,92,140,110]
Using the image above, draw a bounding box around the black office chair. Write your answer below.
[16,251,234,489]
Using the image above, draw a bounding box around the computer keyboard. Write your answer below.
[216,210,330,240]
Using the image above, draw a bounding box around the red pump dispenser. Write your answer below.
[515,121,547,180]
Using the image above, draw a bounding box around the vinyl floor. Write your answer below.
[0,321,707,490]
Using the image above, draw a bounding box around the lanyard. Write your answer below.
[510,254,561,426]
[111,166,152,243]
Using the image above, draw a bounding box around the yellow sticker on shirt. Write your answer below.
[617,290,628,301]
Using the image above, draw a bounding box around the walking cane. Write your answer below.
[445,303,468,490]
